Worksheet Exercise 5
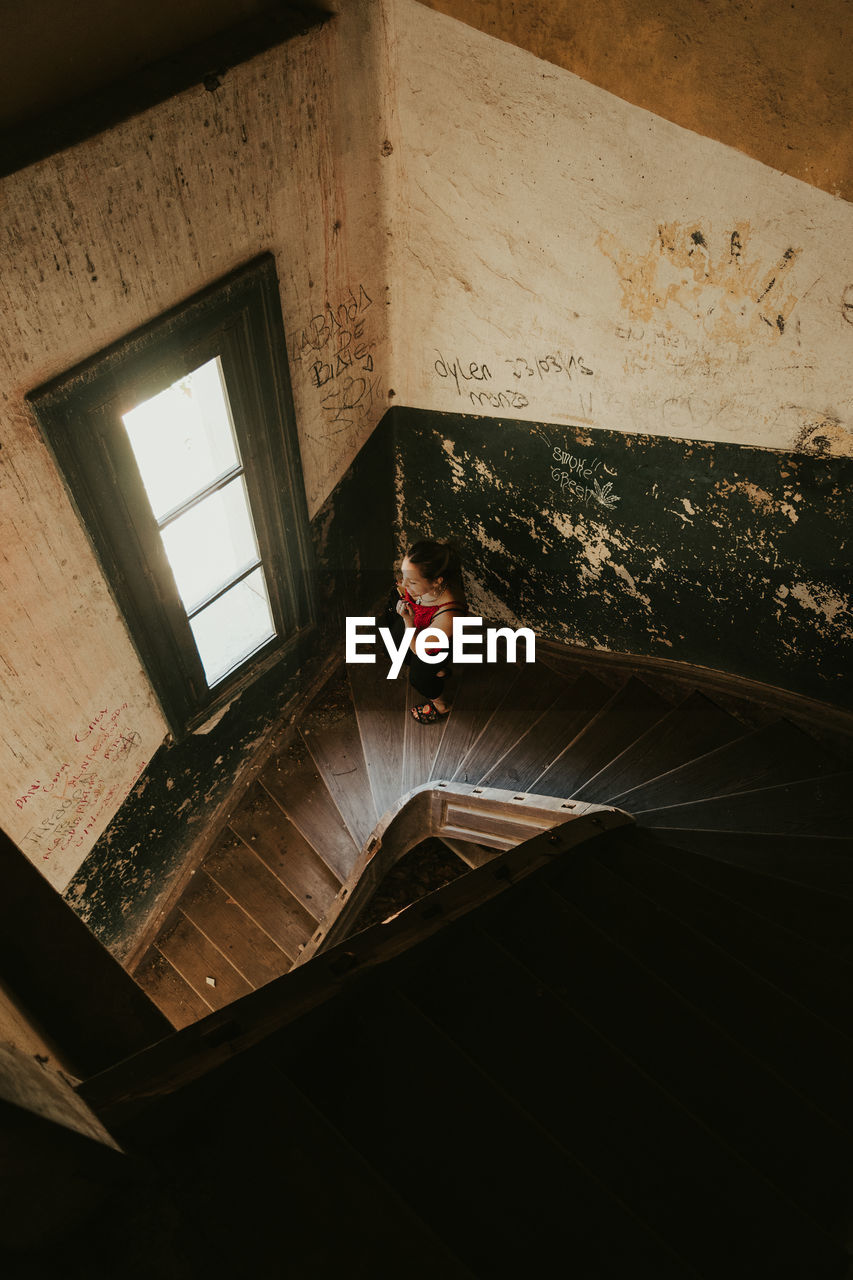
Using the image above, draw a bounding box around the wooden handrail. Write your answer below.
[293,781,619,965]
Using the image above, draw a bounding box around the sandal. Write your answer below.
[410,701,450,724]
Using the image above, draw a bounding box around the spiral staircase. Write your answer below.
[66,636,852,1280]
[12,638,849,1279]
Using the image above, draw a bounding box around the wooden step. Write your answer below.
[298,669,378,847]
[625,834,853,968]
[280,981,698,1279]
[609,719,843,812]
[649,829,853,899]
[402,689,444,795]
[156,913,253,1010]
[258,1069,478,1279]
[348,659,409,817]
[204,830,316,963]
[479,872,853,1238]
[547,838,853,1131]
[229,782,341,919]
[392,922,846,1277]
[133,949,213,1029]
[638,770,853,836]
[530,676,672,798]
[450,659,568,785]
[478,671,611,791]
[571,689,745,804]
[259,736,360,880]
[429,661,522,782]
[178,871,293,988]
[599,836,853,1046]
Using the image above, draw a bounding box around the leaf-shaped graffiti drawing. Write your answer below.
[592,479,620,510]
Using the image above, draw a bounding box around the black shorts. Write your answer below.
[404,647,450,699]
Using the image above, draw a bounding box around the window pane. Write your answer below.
[160,477,260,614]
[189,568,276,687]
[122,357,239,520]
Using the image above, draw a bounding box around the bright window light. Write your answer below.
[122,358,239,520]
[160,477,261,614]
[122,358,277,688]
[189,568,276,686]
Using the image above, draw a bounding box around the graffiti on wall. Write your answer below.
[548,443,620,510]
[599,221,803,344]
[16,703,146,869]
[291,283,381,434]
[433,347,595,420]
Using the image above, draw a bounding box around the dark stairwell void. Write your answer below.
[354,837,470,930]
[10,619,853,1276]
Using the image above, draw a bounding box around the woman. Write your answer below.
[393,540,467,724]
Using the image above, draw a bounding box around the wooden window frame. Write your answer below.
[28,255,316,739]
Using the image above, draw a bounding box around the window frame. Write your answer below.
[28,255,316,738]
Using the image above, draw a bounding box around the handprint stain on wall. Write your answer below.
[599,222,802,343]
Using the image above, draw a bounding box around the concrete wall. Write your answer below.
[420,0,853,203]
[393,1,853,458]
[0,0,395,889]
[387,3,850,704]
[5,1,851,199]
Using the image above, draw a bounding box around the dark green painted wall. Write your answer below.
[310,421,398,635]
[62,423,397,959]
[394,408,851,708]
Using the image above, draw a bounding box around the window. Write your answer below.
[29,256,316,737]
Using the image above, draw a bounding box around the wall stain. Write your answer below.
[786,581,851,632]
[793,412,850,457]
[599,221,802,343]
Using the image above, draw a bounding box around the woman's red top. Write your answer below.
[404,591,467,652]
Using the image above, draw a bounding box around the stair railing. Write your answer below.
[292,782,632,966]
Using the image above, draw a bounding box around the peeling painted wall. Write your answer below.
[61,630,316,960]
[391,1,853,459]
[0,0,396,887]
[396,408,852,707]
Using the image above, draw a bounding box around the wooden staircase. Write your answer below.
[66,643,853,1279]
[132,651,852,1026]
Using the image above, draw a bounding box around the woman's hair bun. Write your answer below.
[407,538,462,584]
